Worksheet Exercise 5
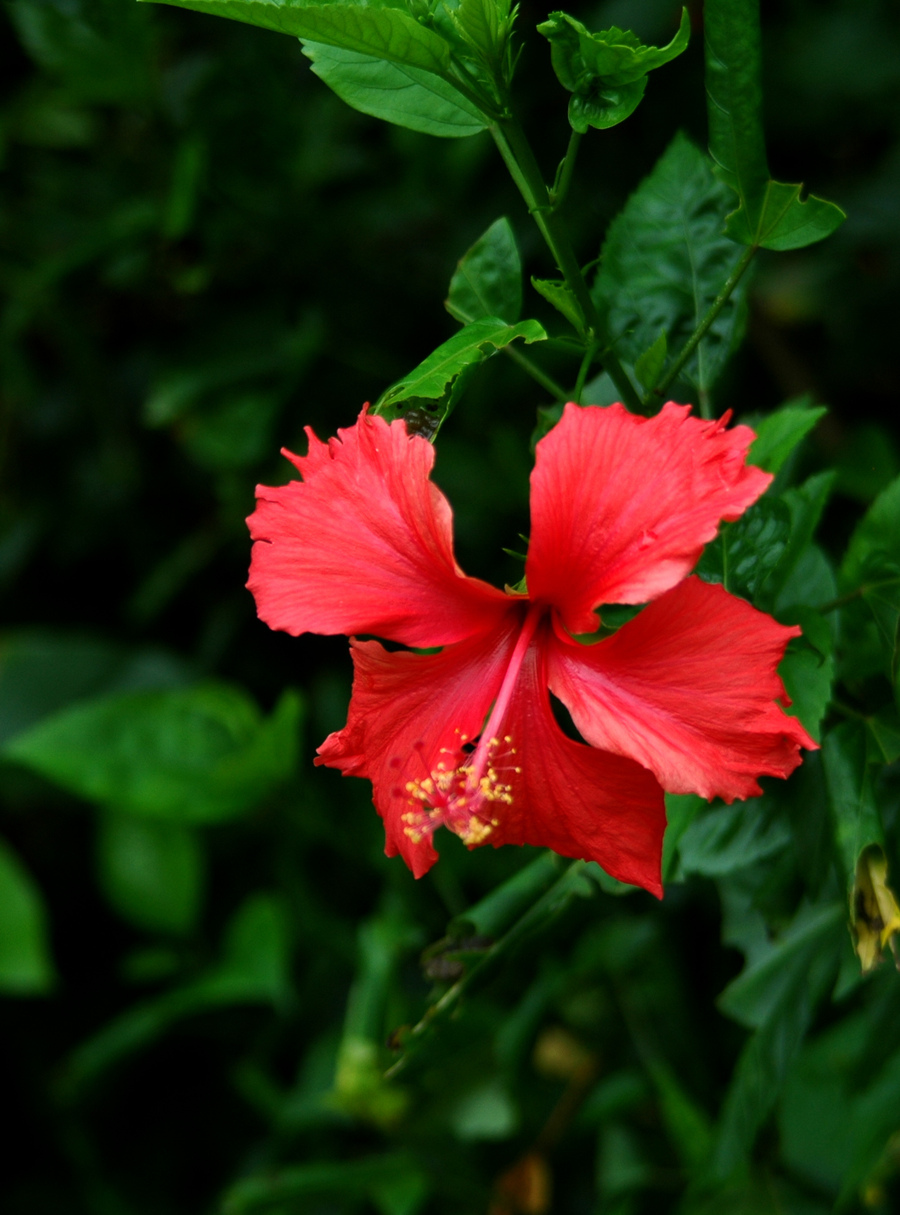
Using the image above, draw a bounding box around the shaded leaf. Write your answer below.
[221,1153,428,1215]
[822,722,884,886]
[748,398,827,474]
[302,42,488,137]
[0,837,56,995]
[5,683,302,824]
[695,496,791,603]
[141,0,453,78]
[445,218,522,324]
[705,0,845,249]
[593,132,747,401]
[62,893,290,1093]
[96,815,204,935]
[676,800,791,881]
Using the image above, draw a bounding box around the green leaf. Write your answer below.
[96,815,204,935]
[748,398,827,474]
[867,706,900,765]
[141,0,453,77]
[633,331,667,393]
[661,792,705,882]
[445,218,522,324]
[530,276,582,330]
[0,837,56,995]
[841,473,900,589]
[8,0,155,105]
[0,630,190,747]
[695,496,791,603]
[4,683,302,824]
[302,42,488,137]
[763,470,835,607]
[537,9,690,132]
[821,722,884,885]
[675,800,791,881]
[704,0,845,250]
[718,901,844,1031]
[708,900,844,1179]
[374,317,545,436]
[221,1153,427,1215]
[593,132,748,401]
[778,610,834,744]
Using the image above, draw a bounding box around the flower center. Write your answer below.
[399,603,543,848]
[401,733,520,847]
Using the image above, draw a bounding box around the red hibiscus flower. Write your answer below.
[247,402,815,897]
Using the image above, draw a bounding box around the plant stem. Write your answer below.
[385,859,588,1079]
[645,244,756,412]
[490,117,642,412]
[504,343,569,400]
[551,129,582,210]
[573,342,597,403]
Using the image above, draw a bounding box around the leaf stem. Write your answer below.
[573,342,597,403]
[551,129,582,210]
[385,858,588,1079]
[504,343,569,400]
[644,244,756,413]
[490,117,642,412]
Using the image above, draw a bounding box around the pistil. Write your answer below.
[401,603,544,846]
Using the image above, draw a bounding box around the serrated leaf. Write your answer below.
[748,398,827,474]
[302,42,488,137]
[593,132,747,401]
[141,0,453,78]
[705,0,845,250]
[530,276,582,330]
[537,8,689,132]
[446,218,522,324]
[4,684,302,824]
[0,838,56,995]
[374,318,545,435]
[695,496,791,603]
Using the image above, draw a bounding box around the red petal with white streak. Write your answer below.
[547,576,817,803]
[526,402,772,634]
[247,409,510,649]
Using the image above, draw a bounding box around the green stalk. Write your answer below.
[551,129,582,210]
[645,244,756,414]
[490,117,642,412]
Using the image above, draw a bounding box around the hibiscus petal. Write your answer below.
[526,402,772,634]
[315,613,522,878]
[247,409,510,648]
[485,628,667,897]
[547,576,817,803]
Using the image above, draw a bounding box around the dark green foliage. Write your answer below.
[1,0,900,1211]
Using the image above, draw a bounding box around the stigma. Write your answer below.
[399,734,520,847]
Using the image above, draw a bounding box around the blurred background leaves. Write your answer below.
[2,0,900,1211]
